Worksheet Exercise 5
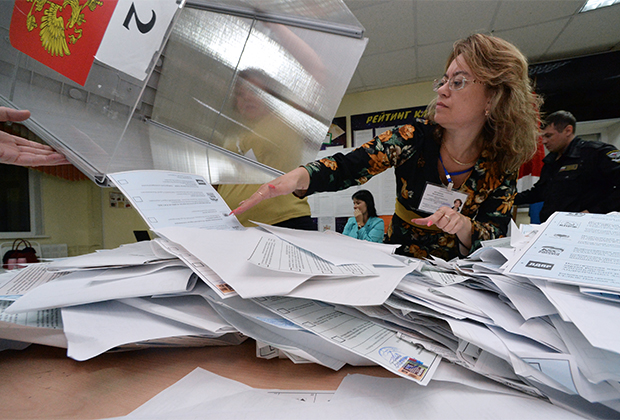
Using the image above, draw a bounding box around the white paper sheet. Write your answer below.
[332,374,584,420]
[247,235,377,276]
[418,263,470,286]
[285,264,418,306]
[0,300,67,347]
[107,170,244,231]
[437,283,566,352]
[61,300,224,361]
[509,349,620,403]
[46,240,176,271]
[505,212,620,291]
[532,279,620,355]
[202,293,351,370]
[117,368,391,420]
[115,368,583,420]
[119,292,234,333]
[0,264,67,299]
[155,227,312,298]
[255,296,441,385]
[5,266,196,313]
[396,278,490,322]
[153,237,237,298]
[486,273,558,320]
[254,222,404,266]
[551,315,620,384]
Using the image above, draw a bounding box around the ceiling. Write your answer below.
[342,0,620,94]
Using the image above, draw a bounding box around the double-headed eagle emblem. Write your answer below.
[24,0,104,57]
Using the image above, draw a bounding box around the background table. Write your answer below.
[0,340,396,419]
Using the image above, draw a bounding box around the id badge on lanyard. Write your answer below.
[418,182,468,214]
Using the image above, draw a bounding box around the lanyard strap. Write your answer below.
[438,154,474,191]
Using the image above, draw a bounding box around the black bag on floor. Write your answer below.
[2,239,39,269]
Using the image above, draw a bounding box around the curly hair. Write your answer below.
[426,34,542,173]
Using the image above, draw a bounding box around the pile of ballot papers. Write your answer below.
[2,171,620,418]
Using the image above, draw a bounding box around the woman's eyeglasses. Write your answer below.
[432,75,480,92]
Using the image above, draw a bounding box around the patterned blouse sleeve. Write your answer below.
[303,124,422,196]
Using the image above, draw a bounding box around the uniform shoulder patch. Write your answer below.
[607,150,620,163]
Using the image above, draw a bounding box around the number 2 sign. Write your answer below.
[96,0,182,81]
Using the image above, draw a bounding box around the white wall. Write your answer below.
[576,118,620,147]
[606,121,620,148]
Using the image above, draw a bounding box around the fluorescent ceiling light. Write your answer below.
[580,0,620,12]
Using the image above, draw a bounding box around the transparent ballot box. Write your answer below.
[0,0,366,185]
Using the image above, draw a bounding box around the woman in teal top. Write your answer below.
[342,190,384,243]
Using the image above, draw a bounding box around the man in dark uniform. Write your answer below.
[515,110,620,223]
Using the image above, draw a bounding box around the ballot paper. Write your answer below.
[578,286,620,303]
[0,300,67,348]
[156,227,315,298]
[46,240,177,271]
[416,263,469,286]
[508,348,620,403]
[153,237,237,299]
[107,170,244,231]
[61,299,230,361]
[119,294,235,333]
[116,368,393,420]
[284,263,419,306]
[0,264,67,300]
[201,292,351,370]
[434,283,566,352]
[202,284,377,368]
[112,368,583,420]
[254,296,441,385]
[531,279,620,355]
[551,315,620,384]
[484,273,558,320]
[505,212,620,291]
[248,235,377,276]
[396,277,490,322]
[254,222,405,267]
[5,265,197,314]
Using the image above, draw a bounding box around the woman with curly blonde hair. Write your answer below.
[426,33,541,174]
[233,33,542,260]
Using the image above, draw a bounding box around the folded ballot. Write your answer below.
[5,264,197,313]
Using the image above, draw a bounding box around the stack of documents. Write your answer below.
[3,170,620,418]
[0,241,244,360]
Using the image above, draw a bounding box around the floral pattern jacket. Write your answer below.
[303,120,517,260]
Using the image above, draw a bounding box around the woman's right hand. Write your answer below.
[354,208,364,226]
[231,167,311,216]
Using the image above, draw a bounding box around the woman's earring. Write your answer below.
[485,109,490,118]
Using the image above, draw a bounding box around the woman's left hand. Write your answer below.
[413,206,472,250]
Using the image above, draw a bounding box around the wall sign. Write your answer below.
[351,106,427,147]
